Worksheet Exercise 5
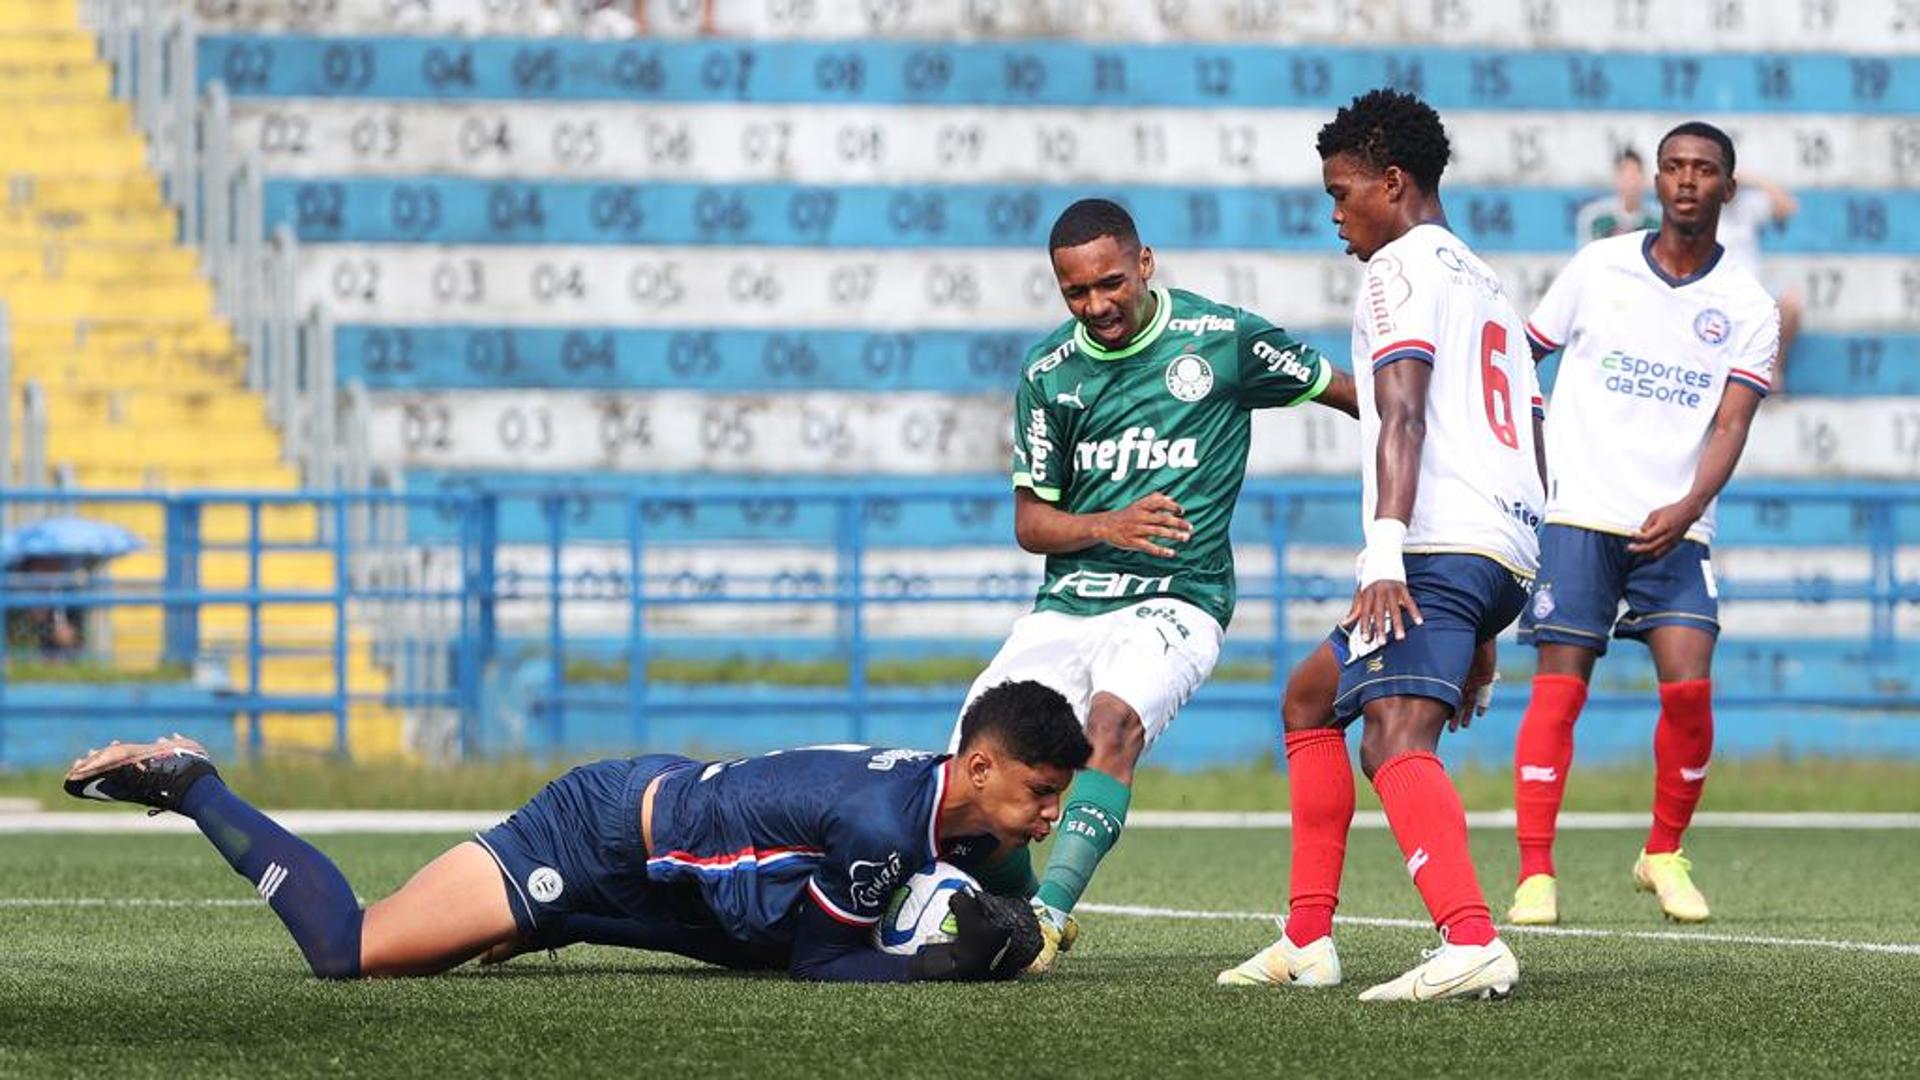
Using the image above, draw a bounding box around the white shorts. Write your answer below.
[948,598,1225,754]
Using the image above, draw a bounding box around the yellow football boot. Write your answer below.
[1633,849,1710,923]
[1507,874,1559,926]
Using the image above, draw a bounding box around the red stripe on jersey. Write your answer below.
[1524,322,1560,350]
[1371,338,1436,362]
[649,844,825,869]
[807,877,877,926]
[1729,368,1772,388]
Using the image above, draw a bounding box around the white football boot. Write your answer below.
[1216,920,1342,988]
[1357,937,1519,1002]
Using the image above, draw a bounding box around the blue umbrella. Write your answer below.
[0,516,144,569]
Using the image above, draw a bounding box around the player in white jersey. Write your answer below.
[1219,89,1544,1003]
[1509,122,1779,928]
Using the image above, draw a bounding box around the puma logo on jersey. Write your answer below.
[1055,383,1086,409]
[1073,426,1199,482]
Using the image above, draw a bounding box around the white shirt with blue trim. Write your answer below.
[1526,230,1779,545]
[1351,223,1545,577]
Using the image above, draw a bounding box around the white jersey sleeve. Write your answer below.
[1525,241,1602,357]
[1357,251,1440,373]
[1727,301,1781,397]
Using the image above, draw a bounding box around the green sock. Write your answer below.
[971,845,1039,899]
[1035,768,1132,917]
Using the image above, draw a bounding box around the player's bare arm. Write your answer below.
[1346,358,1429,643]
[1012,487,1192,559]
[1317,368,1361,418]
[1630,382,1764,558]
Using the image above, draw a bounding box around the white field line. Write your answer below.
[1078,903,1920,958]
[4,895,1914,959]
[1127,811,1920,830]
[3,810,1918,834]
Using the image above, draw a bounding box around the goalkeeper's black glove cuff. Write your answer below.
[907,942,965,982]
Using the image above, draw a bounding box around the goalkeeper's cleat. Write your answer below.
[1216,923,1342,988]
[1357,937,1519,1003]
[1507,873,1559,926]
[63,735,216,815]
[1633,849,1710,923]
[1023,900,1078,975]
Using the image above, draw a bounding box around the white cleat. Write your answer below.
[1216,924,1342,988]
[1357,938,1519,1003]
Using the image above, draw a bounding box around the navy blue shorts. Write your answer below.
[1330,554,1531,724]
[1519,524,1719,657]
[474,753,695,935]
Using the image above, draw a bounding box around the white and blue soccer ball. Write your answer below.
[872,861,979,955]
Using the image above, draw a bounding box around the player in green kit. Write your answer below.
[949,199,1359,971]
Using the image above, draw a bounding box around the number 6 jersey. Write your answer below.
[1351,223,1544,577]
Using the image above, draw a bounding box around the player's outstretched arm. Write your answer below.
[787,891,1037,983]
[787,901,917,982]
[1629,383,1764,558]
[1347,360,1429,645]
[1317,369,1361,419]
[1013,487,1191,559]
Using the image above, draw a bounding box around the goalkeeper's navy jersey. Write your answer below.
[646,746,995,947]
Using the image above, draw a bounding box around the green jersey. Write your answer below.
[1011,286,1333,628]
[1575,196,1660,243]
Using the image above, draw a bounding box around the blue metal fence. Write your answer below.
[1,481,1915,767]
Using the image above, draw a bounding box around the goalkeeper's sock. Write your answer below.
[1034,768,1131,925]
[1647,679,1714,855]
[180,777,364,978]
[1513,674,1588,880]
[971,844,1040,899]
[1372,751,1496,948]
[1283,728,1353,947]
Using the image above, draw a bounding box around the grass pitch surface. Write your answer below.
[3,824,1916,1079]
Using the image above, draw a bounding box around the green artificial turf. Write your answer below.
[2,826,1915,1078]
[5,756,1919,813]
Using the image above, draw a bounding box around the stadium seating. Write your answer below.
[5,0,1914,763]
[0,0,402,757]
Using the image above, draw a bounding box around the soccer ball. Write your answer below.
[871,861,979,955]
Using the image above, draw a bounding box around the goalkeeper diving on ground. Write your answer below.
[62,680,1087,983]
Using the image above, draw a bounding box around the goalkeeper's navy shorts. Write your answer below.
[474,753,695,934]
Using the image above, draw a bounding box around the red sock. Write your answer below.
[1283,728,1353,946]
[1513,674,1589,880]
[1648,679,1714,854]
[1373,751,1495,947]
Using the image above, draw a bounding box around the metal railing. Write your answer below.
[2,482,1915,766]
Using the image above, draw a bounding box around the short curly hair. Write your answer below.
[1658,121,1736,175]
[957,680,1091,771]
[1315,88,1451,192]
[1049,197,1141,253]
